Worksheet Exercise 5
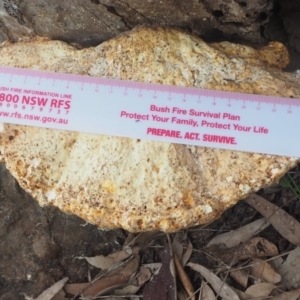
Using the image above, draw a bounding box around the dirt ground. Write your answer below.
[1,161,300,299]
[0,163,127,298]
[1,0,300,299]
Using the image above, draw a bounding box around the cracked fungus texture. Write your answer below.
[0,27,300,232]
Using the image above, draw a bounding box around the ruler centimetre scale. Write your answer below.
[0,66,299,157]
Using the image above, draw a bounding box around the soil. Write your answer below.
[0,164,127,299]
[0,0,300,299]
[1,162,299,299]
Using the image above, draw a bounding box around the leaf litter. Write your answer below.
[199,281,216,300]
[243,282,276,299]
[21,277,69,300]
[229,267,249,288]
[249,258,281,284]
[143,234,176,300]
[28,167,300,300]
[206,218,270,248]
[244,194,300,246]
[187,263,240,300]
[276,246,300,289]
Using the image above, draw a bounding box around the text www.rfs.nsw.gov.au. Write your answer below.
[0,111,68,124]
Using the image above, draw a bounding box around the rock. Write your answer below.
[0,0,33,43]
[0,27,299,232]
[19,0,129,47]
[202,0,273,42]
[279,0,300,53]
[266,0,300,54]
[1,0,275,47]
[263,14,288,45]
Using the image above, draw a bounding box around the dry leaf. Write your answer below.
[135,267,152,287]
[143,238,176,300]
[142,263,162,274]
[269,257,284,270]
[199,282,216,300]
[178,289,189,300]
[182,239,193,267]
[51,289,66,300]
[64,274,130,296]
[250,258,281,284]
[101,254,140,278]
[97,256,140,296]
[205,237,278,263]
[172,232,184,259]
[172,232,193,266]
[34,277,68,300]
[245,194,300,246]
[270,289,300,300]
[113,281,142,295]
[78,232,162,271]
[244,282,276,298]
[124,231,163,250]
[66,255,140,297]
[276,247,300,289]
[174,253,195,300]
[230,268,249,288]
[238,237,278,260]
[114,267,151,295]
[187,263,240,300]
[232,287,249,300]
[206,218,269,248]
[123,232,136,246]
[76,247,135,270]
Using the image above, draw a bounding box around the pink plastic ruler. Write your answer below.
[0,66,299,157]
